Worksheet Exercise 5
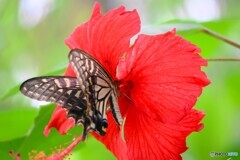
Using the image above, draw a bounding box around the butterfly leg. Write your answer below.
[80,114,91,141]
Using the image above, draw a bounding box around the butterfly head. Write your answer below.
[97,119,108,136]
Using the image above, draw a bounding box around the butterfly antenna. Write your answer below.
[121,93,133,102]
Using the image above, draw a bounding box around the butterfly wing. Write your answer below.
[68,49,123,128]
[20,48,123,139]
[20,76,87,125]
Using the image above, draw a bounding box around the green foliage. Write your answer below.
[0,103,114,159]
[0,67,66,101]
[181,20,240,160]
[0,1,239,160]
[0,107,38,142]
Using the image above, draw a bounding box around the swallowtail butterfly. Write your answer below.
[20,49,123,140]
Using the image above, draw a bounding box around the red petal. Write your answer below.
[65,2,140,78]
[45,1,140,134]
[45,2,140,135]
[44,106,74,136]
[92,111,128,160]
[65,64,76,77]
[117,31,210,122]
[44,65,76,136]
[124,107,204,160]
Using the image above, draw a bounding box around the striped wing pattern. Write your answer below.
[69,49,123,125]
[20,49,123,140]
[20,76,87,124]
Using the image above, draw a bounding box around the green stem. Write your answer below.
[207,58,240,62]
[202,28,240,49]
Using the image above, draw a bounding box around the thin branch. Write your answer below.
[207,58,240,62]
[202,28,240,49]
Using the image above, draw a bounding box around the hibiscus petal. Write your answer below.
[65,2,140,78]
[124,107,204,160]
[44,106,74,136]
[92,111,128,160]
[117,31,210,122]
[44,65,76,136]
[46,2,140,135]
[44,1,141,135]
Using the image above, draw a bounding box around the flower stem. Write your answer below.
[202,28,240,49]
[46,135,83,160]
[207,58,240,62]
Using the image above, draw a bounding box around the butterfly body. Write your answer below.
[20,49,123,140]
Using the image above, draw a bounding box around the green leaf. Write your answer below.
[71,137,115,160]
[0,103,114,160]
[141,22,203,35]
[41,66,66,76]
[0,67,66,101]
[0,107,38,141]
[182,20,240,57]
[0,104,82,159]
[0,85,21,101]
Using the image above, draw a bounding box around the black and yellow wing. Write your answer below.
[69,49,123,126]
[20,49,123,140]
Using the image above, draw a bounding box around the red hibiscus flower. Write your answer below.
[43,2,210,160]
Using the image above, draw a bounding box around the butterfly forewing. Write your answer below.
[69,49,123,126]
[20,49,123,140]
[20,76,87,112]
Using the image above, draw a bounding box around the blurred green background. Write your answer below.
[0,0,239,159]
